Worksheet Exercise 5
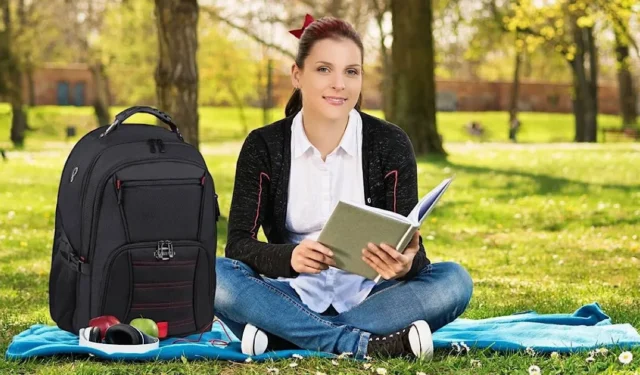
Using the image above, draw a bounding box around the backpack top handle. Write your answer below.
[100,106,184,141]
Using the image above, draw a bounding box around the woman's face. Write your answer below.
[292,38,363,122]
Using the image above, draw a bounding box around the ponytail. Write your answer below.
[285,89,303,117]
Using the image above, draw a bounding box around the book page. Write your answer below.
[341,201,410,224]
[408,178,453,224]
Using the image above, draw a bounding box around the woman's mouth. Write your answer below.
[323,96,347,105]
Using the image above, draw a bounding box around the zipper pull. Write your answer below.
[147,139,157,153]
[156,139,166,153]
[116,179,123,204]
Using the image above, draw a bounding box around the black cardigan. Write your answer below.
[225,111,430,280]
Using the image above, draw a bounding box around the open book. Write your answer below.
[317,177,453,282]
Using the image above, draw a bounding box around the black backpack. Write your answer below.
[49,106,219,337]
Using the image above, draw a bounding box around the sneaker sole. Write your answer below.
[241,324,268,356]
[408,320,434,359]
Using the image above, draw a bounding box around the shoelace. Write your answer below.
[369,328,408,342]
[368,327,410,356]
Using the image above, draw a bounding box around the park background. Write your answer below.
[1,0,639,374]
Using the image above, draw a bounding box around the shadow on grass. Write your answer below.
[421,154,637,199]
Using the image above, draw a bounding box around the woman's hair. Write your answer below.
[285,17,364,117]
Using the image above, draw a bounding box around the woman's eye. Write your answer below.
[347,69,359,76]
[317,67,330,73]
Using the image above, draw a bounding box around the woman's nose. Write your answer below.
[332,74,345,90]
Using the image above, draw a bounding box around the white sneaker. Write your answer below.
[367,320,434,359]
[241,323,268,356]
[408,320,434,359]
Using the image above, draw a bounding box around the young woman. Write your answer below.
[214,15,473,360]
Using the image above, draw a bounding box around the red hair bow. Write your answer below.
[289,14,315,39]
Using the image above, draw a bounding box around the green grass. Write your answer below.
[1,134,639,373]
[0,104,628,151]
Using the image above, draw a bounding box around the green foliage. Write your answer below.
[198,12,260,107]
[1,138,639,373]
[102,0,158,104]
[99,2,262,107]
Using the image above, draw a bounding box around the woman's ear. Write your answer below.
[291,63,301,89]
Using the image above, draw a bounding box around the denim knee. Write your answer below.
[442,262,473,309]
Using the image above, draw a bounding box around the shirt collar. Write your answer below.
[292,108,360,159]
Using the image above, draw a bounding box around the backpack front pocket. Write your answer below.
[100,240,213,336]
[115,177,205,242]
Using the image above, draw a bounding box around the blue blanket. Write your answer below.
[6,303,640,362]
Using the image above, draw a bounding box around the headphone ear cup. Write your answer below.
[88,326,101,343]
[105,324,143,345]
[140,331,159,344]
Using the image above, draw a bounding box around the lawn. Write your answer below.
[0,104,627,151]
[0,108,639,374]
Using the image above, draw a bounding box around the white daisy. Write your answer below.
[267,368,279,374]
[596,348,608,356]
[316,372,327,375]
[289,362,298,368]
[292,354,303,360]
[461,342,470,353]
[528,365,541,375]
[470,359,482,367]
[363,363,372,370]
[376,368,388,375]
[619,351,633,365]
[526,347,536,356]
[585,356,595,363]
[550,352,559,359]
[331,359,339,366]
[451,342,461,352]
[416,372,427,375]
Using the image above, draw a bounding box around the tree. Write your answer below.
[155,0,199,147]
[60,0,113,127]
[199,11,260,136]
[501,0,606,142]
[370,0,393,118]
[389,0,445,155]
[0,0,28,148]
[102,0,158,105]
[610,2,637,128]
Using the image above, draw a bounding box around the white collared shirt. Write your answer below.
[280,109,375,314]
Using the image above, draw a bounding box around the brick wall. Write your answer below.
[9,64,629,115]
[20,64,96,106]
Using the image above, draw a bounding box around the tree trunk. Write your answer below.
[90,62,111,126]
[228,83,248,137]
[615,34,637,128]
[373,0,393,119]
[263,58,273,127]
[0,0,9,96]
[154,0,199,148]
[389,0,445,155]
[3,0,28,148]
[509,43,522,122]
[570,20,598,143]
[26,60,36,106]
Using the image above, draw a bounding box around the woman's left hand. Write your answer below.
[362,231,420,280]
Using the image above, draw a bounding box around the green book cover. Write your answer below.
[317,177,453,282]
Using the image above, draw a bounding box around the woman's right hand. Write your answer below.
[291,239,337,274]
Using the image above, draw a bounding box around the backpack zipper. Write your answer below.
[79,141,203,253]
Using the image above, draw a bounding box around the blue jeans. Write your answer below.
[214,257,473,359]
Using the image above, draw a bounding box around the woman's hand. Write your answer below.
[291,239,337,274]
[362,231,420,280]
